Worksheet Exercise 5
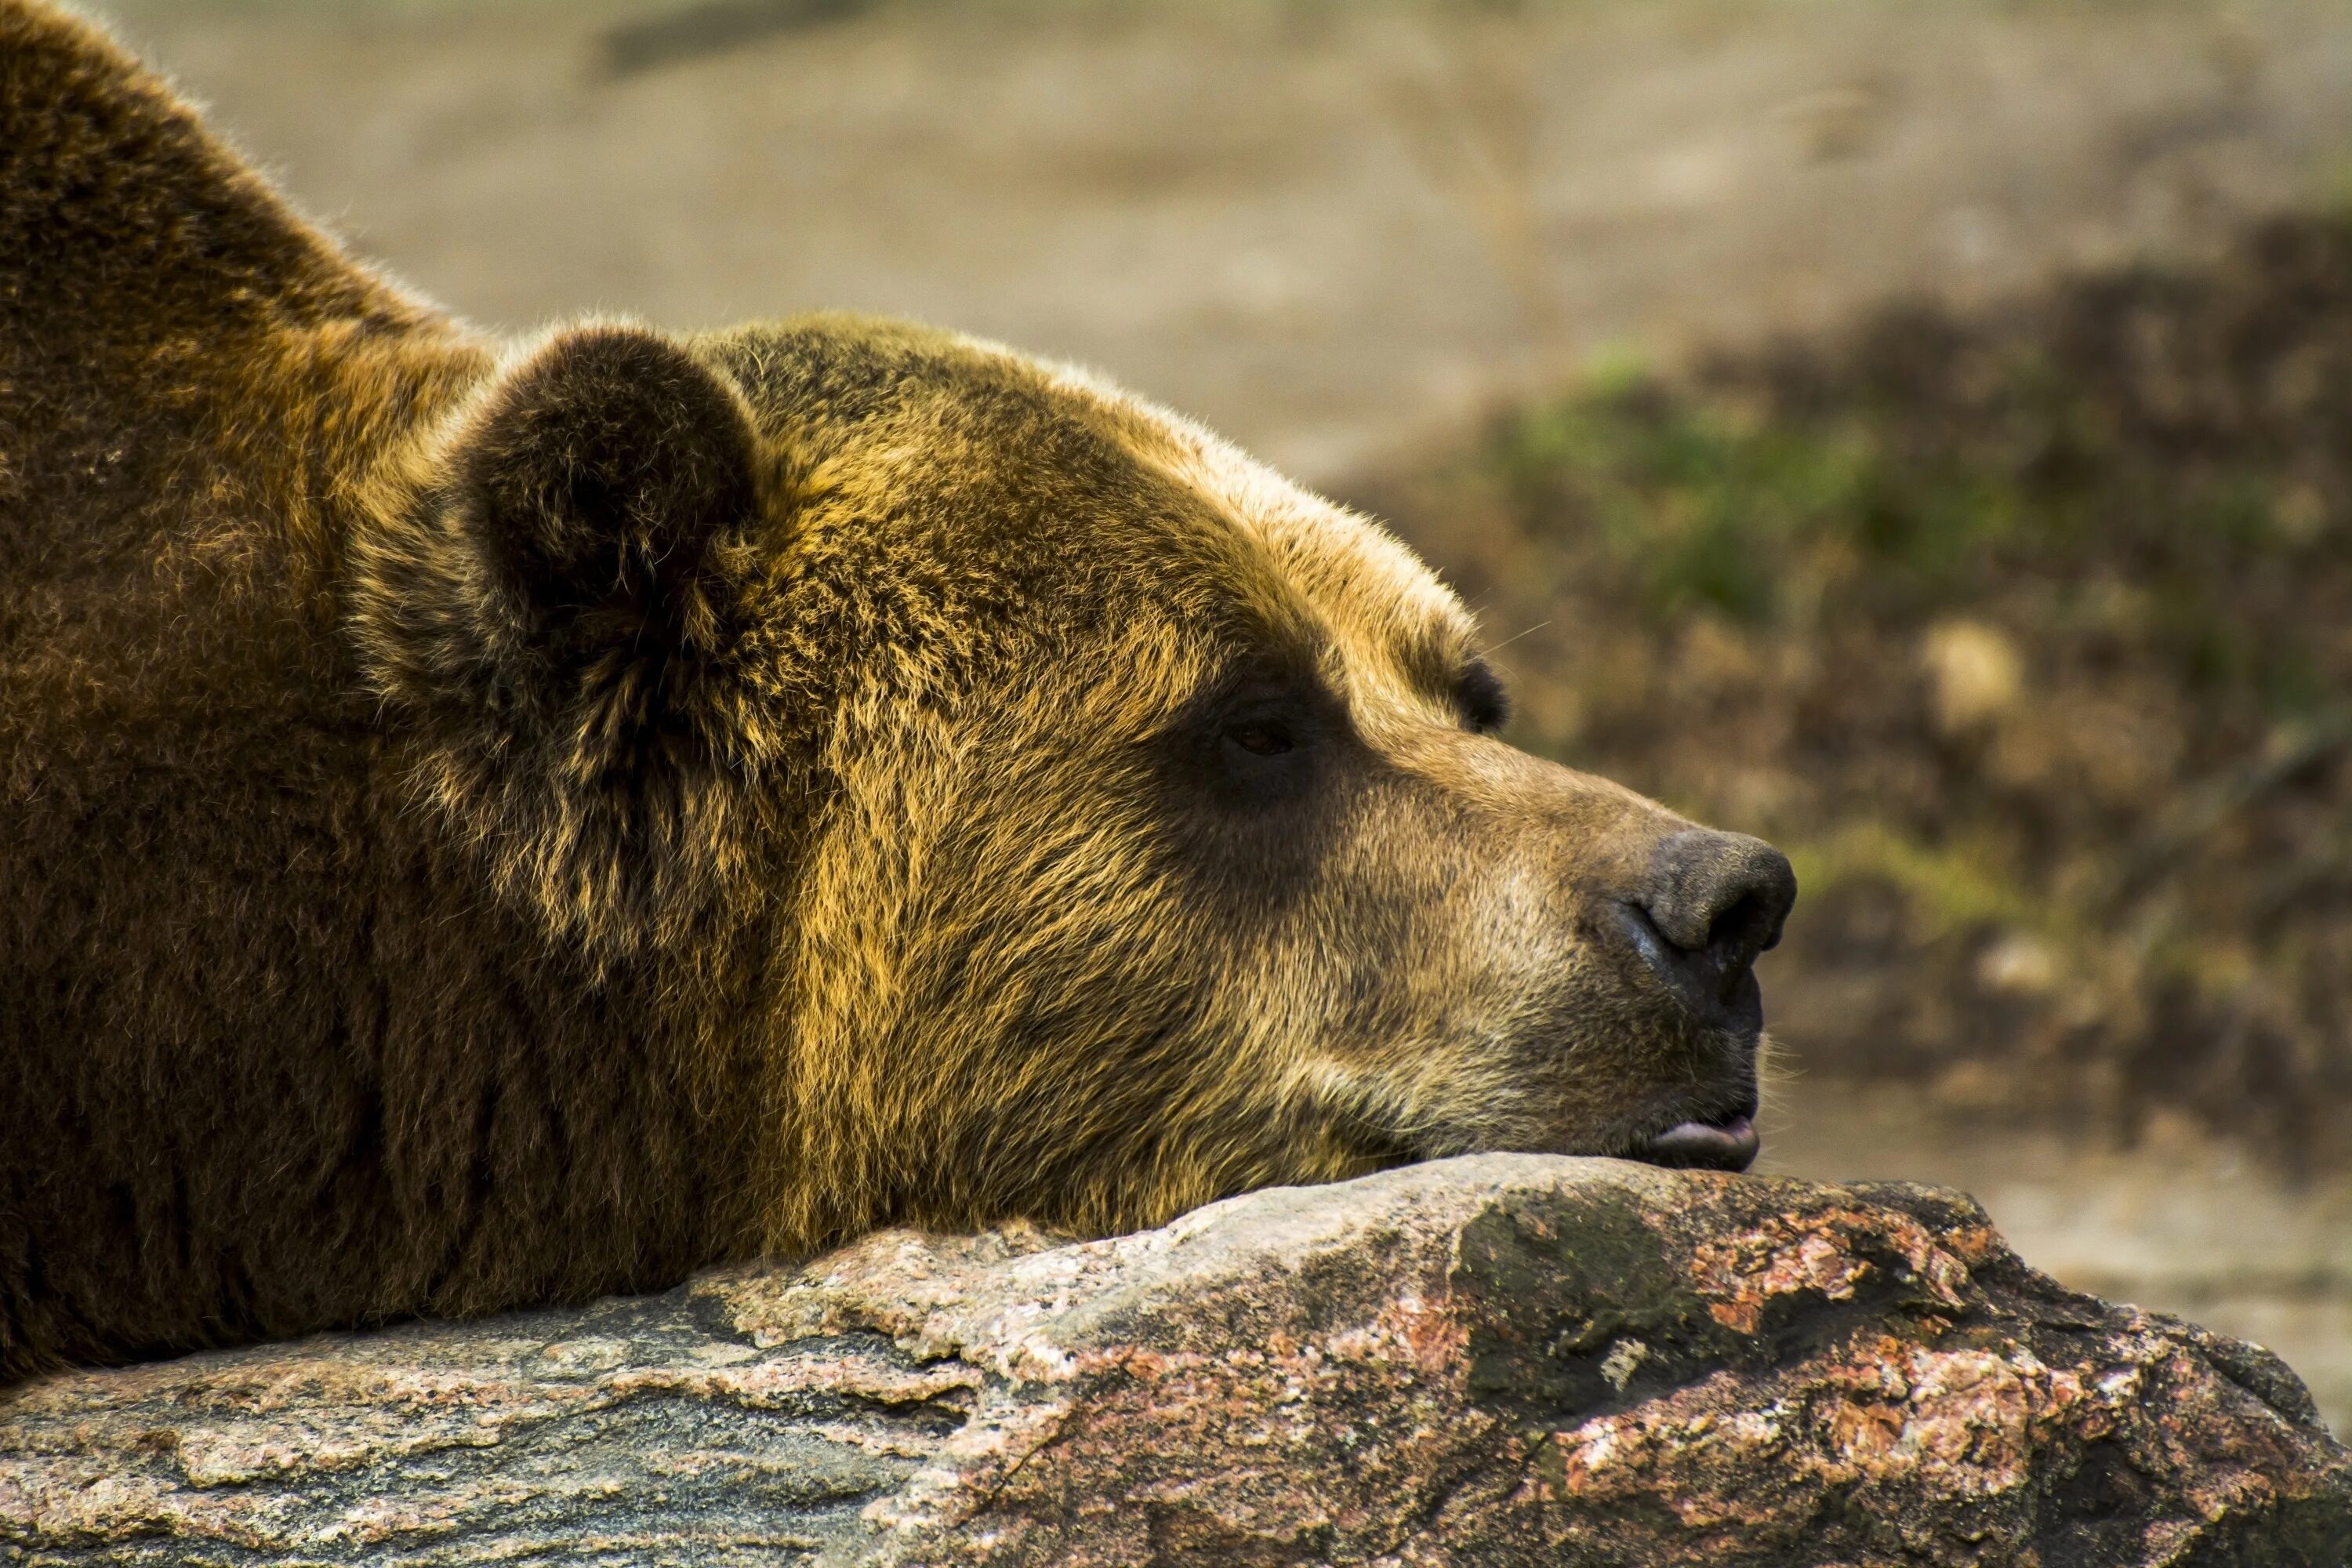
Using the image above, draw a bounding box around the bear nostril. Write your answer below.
[1702,890,1781,994]
[1619,829,1798,1024]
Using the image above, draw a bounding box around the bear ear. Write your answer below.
[453,323,759,693]
[359,324,771,949]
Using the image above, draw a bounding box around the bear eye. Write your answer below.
[1458,660,1510,735]
[1224,719,1295,757]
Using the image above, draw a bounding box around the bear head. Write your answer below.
[353,317,1795,1247]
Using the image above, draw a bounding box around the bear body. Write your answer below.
[0,5,742,1370]
[0,0,1792,1381]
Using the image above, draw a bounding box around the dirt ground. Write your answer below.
[88,0,2352,1430]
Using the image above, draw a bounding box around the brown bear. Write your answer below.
[0,0,1795,1383]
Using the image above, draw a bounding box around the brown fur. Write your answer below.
[0,0,1786,1382]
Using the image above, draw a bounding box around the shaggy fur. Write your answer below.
[1,0,1788,1381]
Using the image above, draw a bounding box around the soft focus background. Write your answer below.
[92,0,2352,1429]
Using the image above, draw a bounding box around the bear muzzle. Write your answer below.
[1605,828,1795,1173]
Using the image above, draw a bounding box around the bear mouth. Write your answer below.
[1333,1088,1762,1177]
[1632,1104,1761,1173]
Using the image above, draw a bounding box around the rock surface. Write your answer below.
[2,1156,2346,1566]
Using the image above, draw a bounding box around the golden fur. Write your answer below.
[0,0,1785,1381]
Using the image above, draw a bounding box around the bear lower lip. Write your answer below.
[1639,1112,1759,1173]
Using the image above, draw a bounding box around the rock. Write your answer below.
[2,1155,2346,1566]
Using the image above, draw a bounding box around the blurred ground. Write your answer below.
[85,0,2352,1428]
[99,0,2352,482]
[1366,213,2352,1165]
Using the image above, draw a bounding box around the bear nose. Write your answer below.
[1614,829,1797,1030]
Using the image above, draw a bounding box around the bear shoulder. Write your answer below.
[0,0,475,597]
